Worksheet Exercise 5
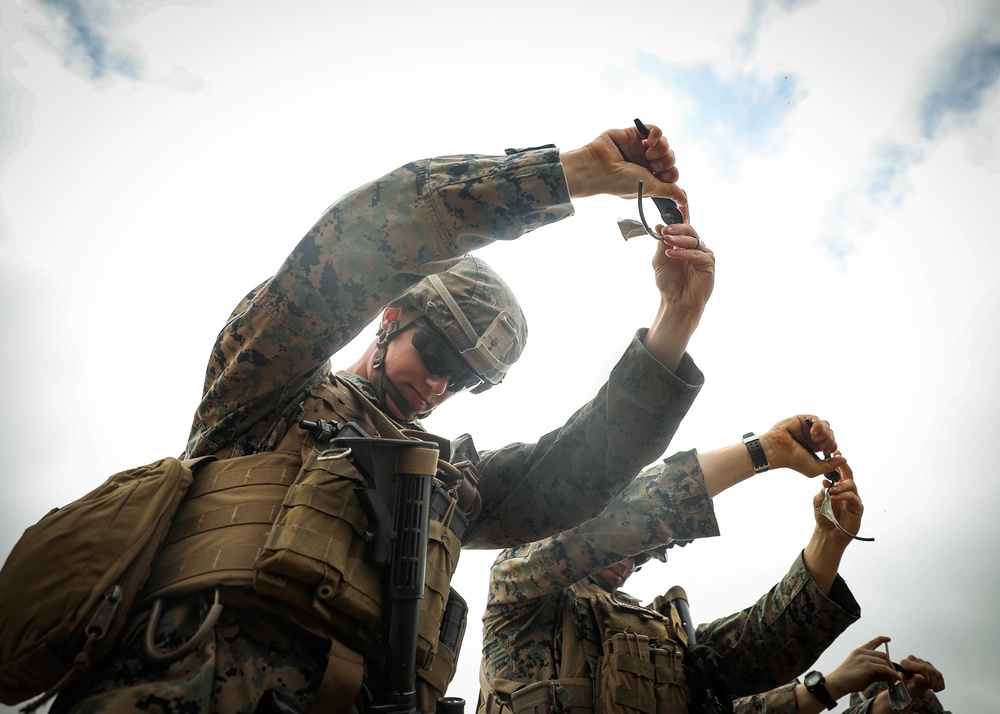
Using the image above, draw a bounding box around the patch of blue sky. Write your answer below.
[738,0,818,54]
[918,40,1000,140]
[864,139,921,207]
[39,0,144,82]
[818,232,854,262]
[637,51,801,152]
[814,183,866,260]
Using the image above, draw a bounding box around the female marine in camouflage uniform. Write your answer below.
[479,416,864,713]
[52,122,714,714]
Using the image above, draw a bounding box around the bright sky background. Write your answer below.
[2,0,998,711]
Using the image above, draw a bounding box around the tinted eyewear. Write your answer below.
[411,318,483,393]
[617,180,685,241]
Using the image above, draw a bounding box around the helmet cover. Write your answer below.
[390,255,527,392]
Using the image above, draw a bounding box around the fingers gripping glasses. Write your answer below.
[883,642,913,711]
[820,489,875,543]
[632,118,685,226]
[410,318,484,393]
[618,181,674,241]
[617,118,685,241]
[788,422,875,543]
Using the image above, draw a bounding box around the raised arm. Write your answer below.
[743,637,946,714]
[186,121,690,458]
[694,442,863,696]
[838,650,946,714]
[559,122,685,203]
[692,414,857,596]
[698,415,847,497]
[185,148,575,457]
[731,636,897,714]
[802,458,863,595]
[487,413,849,604]
[486,447,718,605]
[561,122,706,373]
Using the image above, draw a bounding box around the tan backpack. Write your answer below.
[0,455,207,710]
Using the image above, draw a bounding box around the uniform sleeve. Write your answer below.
[732,684,799,714]
[839,698,875,714]
[465,332,705,547]
[185,149,573,457]
[487,449,719,606]
[842,684,948,714]
[695,551,861,698]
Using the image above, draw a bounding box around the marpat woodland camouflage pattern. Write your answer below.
[480,450,861,710]
[53,148,705,713]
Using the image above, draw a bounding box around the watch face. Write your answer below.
[804,671,822,687]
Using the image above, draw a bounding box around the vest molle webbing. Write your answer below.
[144,374,479,711]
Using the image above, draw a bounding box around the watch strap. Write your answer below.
[742,432,770,473]
[804,670,837,711]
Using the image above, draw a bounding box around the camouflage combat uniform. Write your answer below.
[53,148,704,713]
[480,449,861,710]
[732,679,951,713]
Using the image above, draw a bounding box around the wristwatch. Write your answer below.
[804,670,837,711]
[742,432,770,473]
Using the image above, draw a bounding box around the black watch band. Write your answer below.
[804,670,837,711]
[742,432,770,473]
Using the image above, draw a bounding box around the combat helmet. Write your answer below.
[371,255,528,421]
[635,539,694,565]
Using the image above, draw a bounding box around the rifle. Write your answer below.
[667,586,733,714]
[300,419,441,714]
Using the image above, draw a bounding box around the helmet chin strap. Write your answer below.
[371,316,432,423]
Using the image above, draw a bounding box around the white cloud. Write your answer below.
[34,0,147,81]
[917,33,1000,139]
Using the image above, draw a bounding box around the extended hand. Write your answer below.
[759,415,846,476]
[812,459,864,543]
[865,652,946,714]
[898,653,946,699]
[651,223,714,318]
[824,635,900,700]
[560,123,687,206]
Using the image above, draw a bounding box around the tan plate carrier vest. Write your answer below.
[142,374,481,713]
[481,581,691,714]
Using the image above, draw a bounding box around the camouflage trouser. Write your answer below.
[51,594,328,714]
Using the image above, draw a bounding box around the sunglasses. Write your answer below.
[617,180,685,241]
[410,318,484,393]
[631,552,652,572]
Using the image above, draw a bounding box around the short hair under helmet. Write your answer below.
[390,255,527,393]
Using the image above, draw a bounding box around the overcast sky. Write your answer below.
[2,0,998,711]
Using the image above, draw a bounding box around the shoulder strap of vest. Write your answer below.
[647,587,690,649]
[334,372,410,440]
[335,372,483,521]
[569,580,688,654]
[565,581,605,675]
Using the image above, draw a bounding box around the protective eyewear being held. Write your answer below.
[411,318,484,393]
